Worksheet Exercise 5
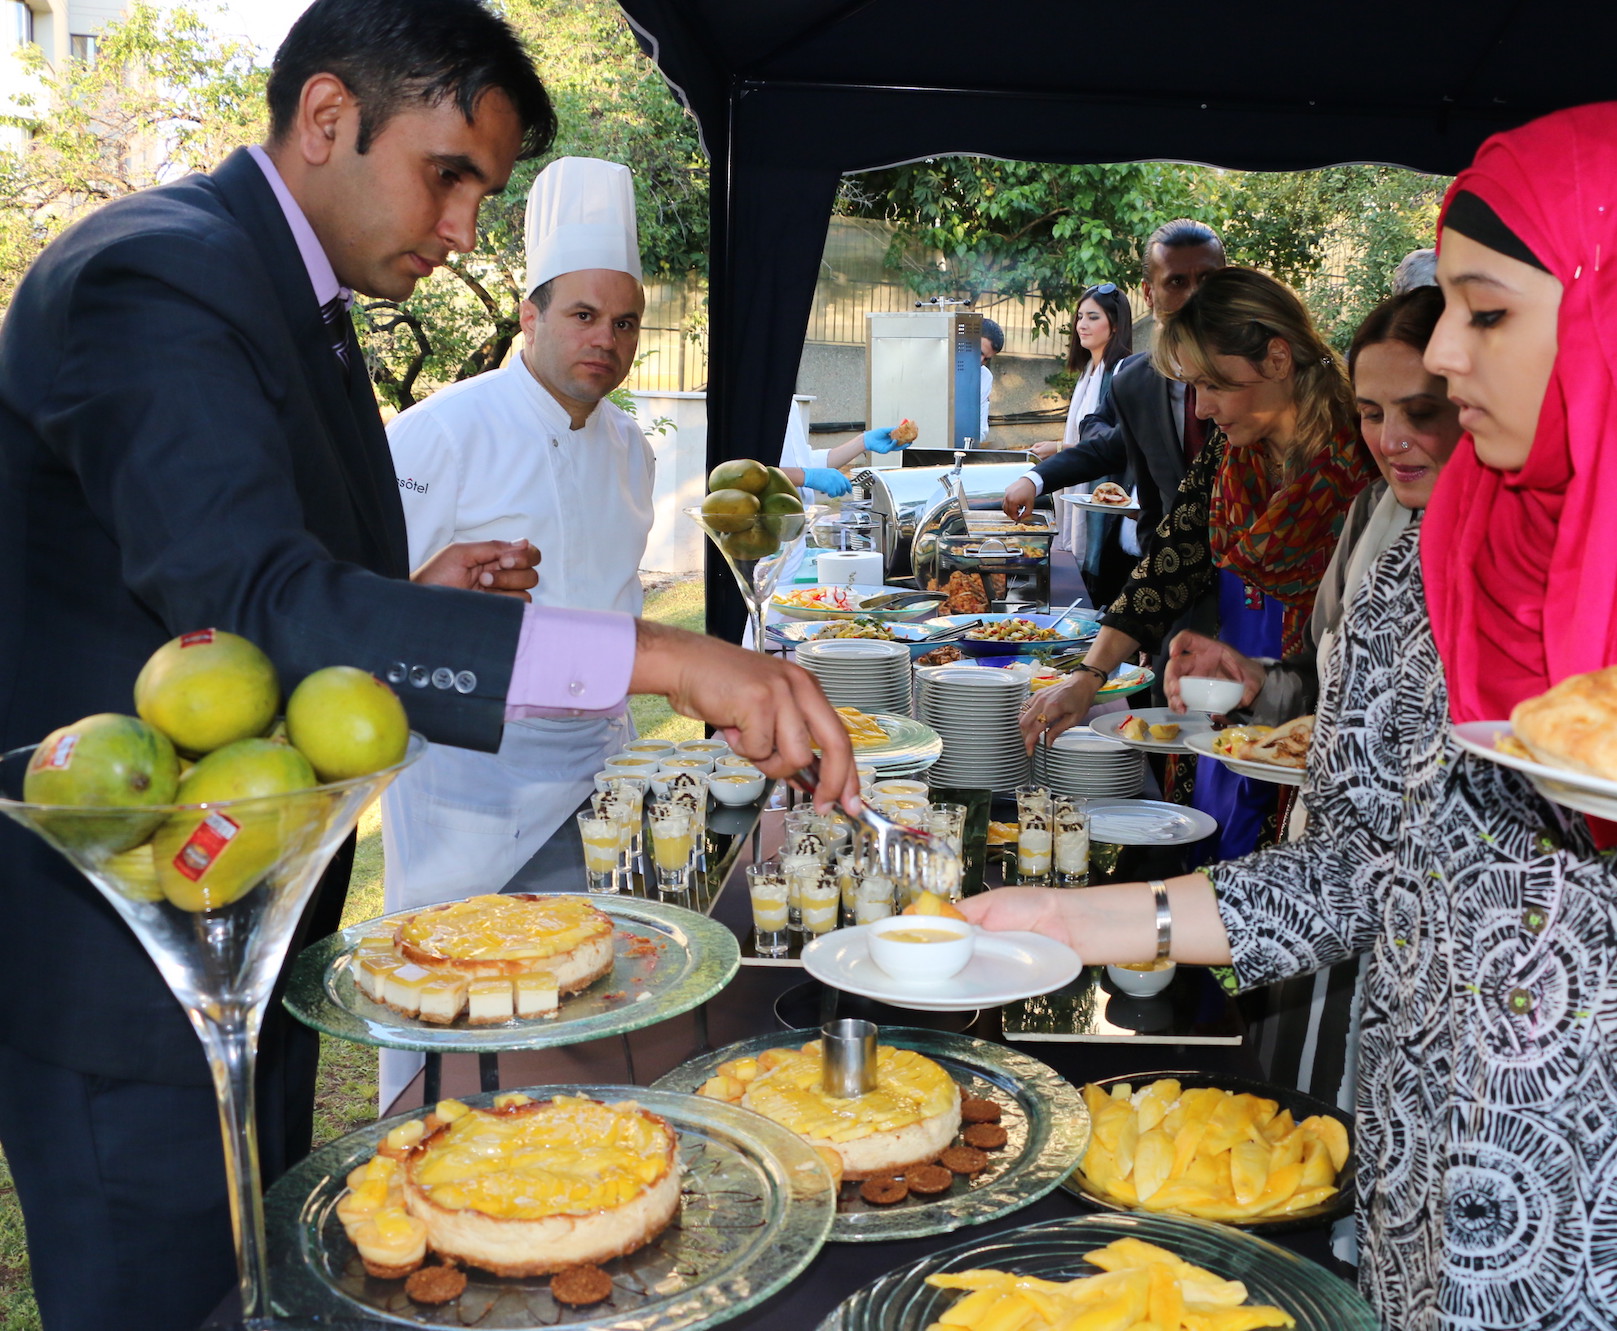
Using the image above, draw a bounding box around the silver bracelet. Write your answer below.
[1148,878,1172,960]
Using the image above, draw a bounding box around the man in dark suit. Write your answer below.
[0,4,854,1327]
[1003,219,1227,558]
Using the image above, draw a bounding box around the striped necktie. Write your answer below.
[319,294,351,381]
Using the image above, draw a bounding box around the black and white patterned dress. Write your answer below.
[1210,527,1617,1330]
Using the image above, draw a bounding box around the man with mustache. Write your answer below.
[377,157,658,1104]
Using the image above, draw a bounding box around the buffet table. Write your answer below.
[319,784,1354,1331]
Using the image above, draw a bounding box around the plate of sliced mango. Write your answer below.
[1060,1071,1355,1232]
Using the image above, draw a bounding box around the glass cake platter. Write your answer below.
[816,1213,1379,1331]
[283,896,739,1051]
[652,1027,1089,1242]
[266,1085,835,1330]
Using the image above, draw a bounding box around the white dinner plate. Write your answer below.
[802,927,1083,1011]
[1059,493,1141,517]
[1089,708,1217,755]
[1453,720,1617,821]
[1083,799,1219,845]
[1183,730,1305,787]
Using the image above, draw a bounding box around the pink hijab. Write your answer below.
[1422,103,1617,725]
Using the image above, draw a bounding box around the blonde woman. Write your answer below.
[1022,267,1375,860]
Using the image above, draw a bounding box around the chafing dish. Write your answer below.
[851,456,1037,578]
[909,496,1056,611]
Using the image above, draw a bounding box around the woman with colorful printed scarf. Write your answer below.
[970,102,1617,1329]
[1021,266,1376,861]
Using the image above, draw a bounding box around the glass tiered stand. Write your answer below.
[0,734,425,1328]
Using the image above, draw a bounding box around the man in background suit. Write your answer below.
[0,4,854,1327]
[1002,219,1226,551]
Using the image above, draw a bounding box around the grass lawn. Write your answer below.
[0,576,705,1329]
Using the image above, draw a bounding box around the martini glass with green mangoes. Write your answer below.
[688,457,819,653]
[0,630,422,1328]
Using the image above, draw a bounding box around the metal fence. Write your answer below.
[619,218,1126,393]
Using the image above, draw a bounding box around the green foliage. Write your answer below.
[843,159,1447,352]
[363,0,709,409]
[844,160,1226,338]
[0,3,265,308]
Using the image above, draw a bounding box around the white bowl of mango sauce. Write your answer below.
[865,914,974,982]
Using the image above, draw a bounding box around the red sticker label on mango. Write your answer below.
[180,629,216,648]
[172,811,240,881]
[29,734,78,771]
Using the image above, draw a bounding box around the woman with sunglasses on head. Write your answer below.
[968,103,1617,1328]
[1026,283,1135,603]
[1024,267,1376,860]
[1164,285,1461,730]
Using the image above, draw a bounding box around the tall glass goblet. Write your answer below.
[0,734,424,1328]
[684,504,819,653]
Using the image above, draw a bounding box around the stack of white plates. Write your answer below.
[1032,726,1146,799]
[795,639,912,715]
[915,664,1031,790]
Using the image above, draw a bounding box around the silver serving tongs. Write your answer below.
[857,589,947,612]
[790,759,962,895]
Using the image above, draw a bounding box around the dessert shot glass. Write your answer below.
[782,807,832,860]
[745,860,789,958]
[1054,795,1091,887]
[647,800,697,893]
[1015,784,1053,886]
[782,852,823,936]
[854,869,896,923]
[799,867,842,936]
[835,849,860,923]
[576,809,621,893]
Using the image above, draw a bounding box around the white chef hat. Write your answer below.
[523,156,643,298]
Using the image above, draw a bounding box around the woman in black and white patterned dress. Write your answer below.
[964,103,1617,1330]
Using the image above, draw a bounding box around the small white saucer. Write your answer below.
[801,926,1082,1011]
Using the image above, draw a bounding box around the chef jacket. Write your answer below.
[381,360,655,906]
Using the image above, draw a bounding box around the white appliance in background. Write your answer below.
[865,308,983,467]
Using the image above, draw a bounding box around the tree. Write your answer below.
[361,0,709,410]
[842,159,1232,340]
[0,3,265,308]
[842,157,1446,356]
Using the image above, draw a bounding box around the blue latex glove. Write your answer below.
[863,425,910,454]
[801,467,852,497]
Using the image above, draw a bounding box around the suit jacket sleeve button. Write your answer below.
[454,670,477,694]
[431,668,453,690]
[408,665,430,688]
[385,661,408,684]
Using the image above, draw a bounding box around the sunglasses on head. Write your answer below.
[1086,282,1119,297]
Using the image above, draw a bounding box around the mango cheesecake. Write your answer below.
[352,894,614,1025]
[337,1095,682,1279]
[699,1042,961,1180]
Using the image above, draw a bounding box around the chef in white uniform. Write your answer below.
[378,160,652,1101]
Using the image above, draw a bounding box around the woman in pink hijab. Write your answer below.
[965,103,1617,1330]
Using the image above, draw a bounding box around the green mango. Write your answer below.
[153,738,317,912]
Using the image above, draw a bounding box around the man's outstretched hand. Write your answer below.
[629,620,859,812]
[414,539,541,601]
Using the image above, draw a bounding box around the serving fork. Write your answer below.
[791,759,962,897]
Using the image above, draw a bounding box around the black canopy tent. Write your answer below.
[614,0,1615,639]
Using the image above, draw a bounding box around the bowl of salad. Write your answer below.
[923,610,1101,658]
